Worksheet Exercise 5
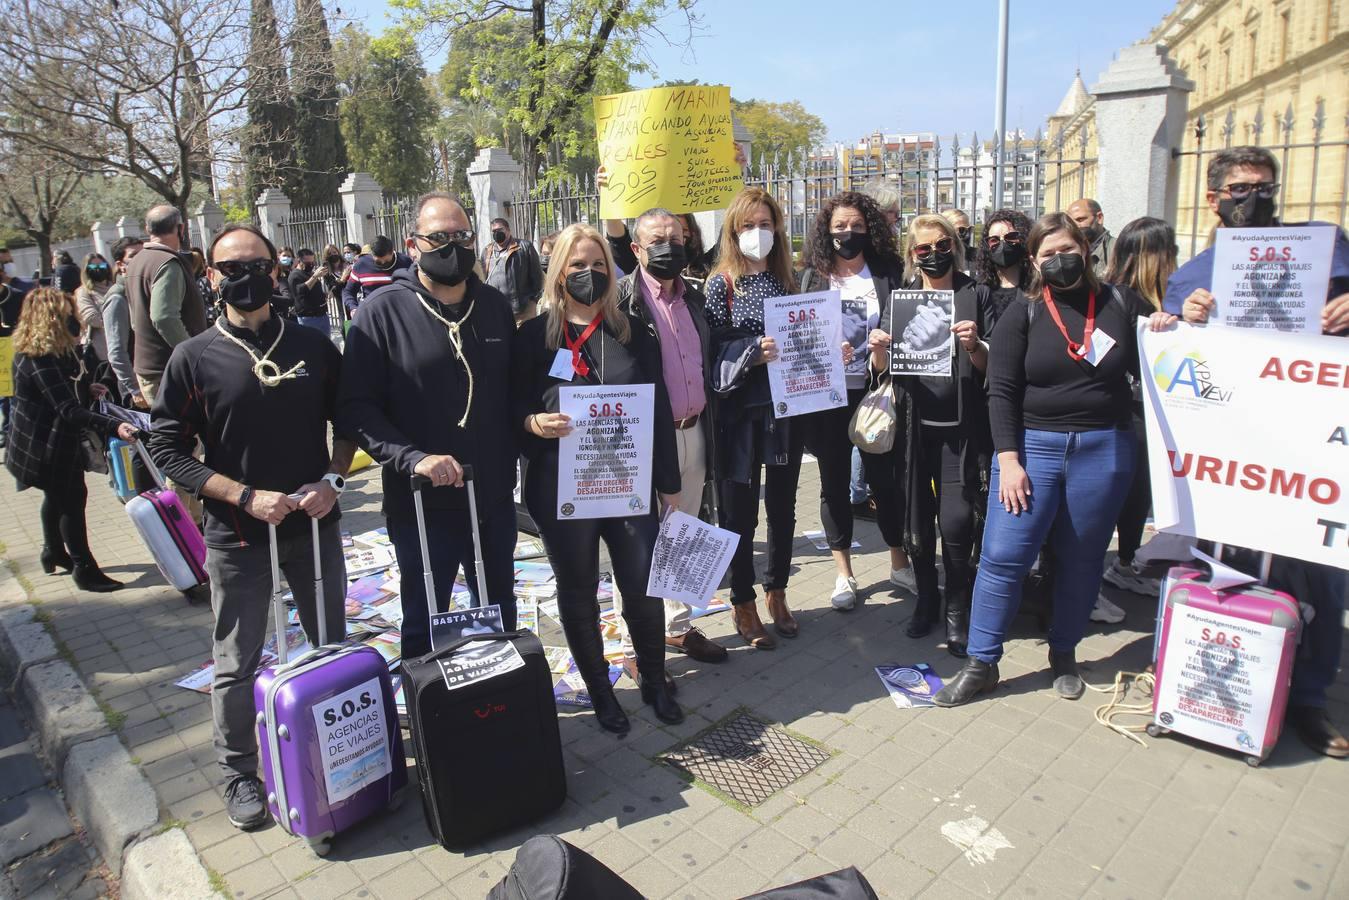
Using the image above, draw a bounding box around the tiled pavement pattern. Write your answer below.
[1,461,1346,899]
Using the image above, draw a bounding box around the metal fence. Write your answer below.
[1172,100,1349,259]
[283,201,348,254]
[371,193,477,245]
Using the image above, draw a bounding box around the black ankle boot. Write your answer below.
[40,546,74,575]
[932,658,999,707]
[72,560,123,593]
[1048,649,1084,699]
[588,682,630,735]
[945,604,969,659]
[640,679,684,725]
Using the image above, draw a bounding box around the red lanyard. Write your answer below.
[1041,287,1095,360]
[565,317,603,376]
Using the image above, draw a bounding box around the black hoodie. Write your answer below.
[337,267,517,519]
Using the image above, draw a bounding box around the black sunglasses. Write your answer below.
[955,226,972,240]
[214,258,274,278]
[411,230,476,249]
[1221,182,1279,200]
[912,237,954,258]
[985,232,1023,248]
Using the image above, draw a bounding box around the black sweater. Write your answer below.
[337,269,517,519]
[987,284,1153,452]
[147,315,344,548]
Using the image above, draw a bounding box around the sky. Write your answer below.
[343,0,1181,145]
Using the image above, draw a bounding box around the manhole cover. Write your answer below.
[661,712,831,806]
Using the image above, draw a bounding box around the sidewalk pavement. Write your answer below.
[0,460,1345,900]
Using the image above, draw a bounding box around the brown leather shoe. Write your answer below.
[666,628,729,663]
[620,656,677,694]
[732,603,776,650]
[1289,705,1349,758]
[765,589,798,638]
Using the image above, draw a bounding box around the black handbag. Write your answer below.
[487,835,643,900]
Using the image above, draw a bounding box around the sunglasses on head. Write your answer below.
[214,258,273,278]
[985,231,1023,248]
[411,230,476,249]
[912,237,954,258]
[955,227,972,240]
[1221,182,1279,200]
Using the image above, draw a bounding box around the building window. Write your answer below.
[1221,46,1232,91]
[1279,10,1292,64]
[1247,32,1258,76]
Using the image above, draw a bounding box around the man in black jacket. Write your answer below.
[286,247,332,335]
[339,192,519,657]
[481,217,542,324]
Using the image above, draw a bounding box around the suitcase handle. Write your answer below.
[128,435,169,493]
[410,629,530,664]
[411,465,489,639]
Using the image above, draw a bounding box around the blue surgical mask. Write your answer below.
[279,256,293,266]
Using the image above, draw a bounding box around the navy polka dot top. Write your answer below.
[705,271,793,333]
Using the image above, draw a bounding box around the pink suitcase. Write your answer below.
[124,440,208,596]
[1149,550,1301,766]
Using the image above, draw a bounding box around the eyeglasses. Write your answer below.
[214,258,274,278]
[411,230,476,250]
[985,231,1023,248]
[1220,182,1279,200]
[911,237,954,258]
[955,227,972,241]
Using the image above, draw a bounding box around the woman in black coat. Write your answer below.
[6,287,137,591]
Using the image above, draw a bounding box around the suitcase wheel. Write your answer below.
[1145,723,1167,738]
[1244,754,1263,768]
[307,836,332,857]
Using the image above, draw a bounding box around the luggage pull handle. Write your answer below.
[411,464,488,631]
[269,495,339,670]
[127,435,169,493]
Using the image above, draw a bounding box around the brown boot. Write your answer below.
[732,603,776,650]
[765,589,798,638]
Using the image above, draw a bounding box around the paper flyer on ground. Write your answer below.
[646,510,739,607]
[804,529,860,551]
[763,290,848,418]
[889,290,955,376]
[875,664,943,709]
[557,384,655,520]
[311,676,392,804]
[1209,225,1335,333]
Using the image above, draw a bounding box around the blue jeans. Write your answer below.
[850,447,868,504]
[386,503,518,659]
[297,315,330,336]
[1269,557,1346,708]
[967,427,1136,663]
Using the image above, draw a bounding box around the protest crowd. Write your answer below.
[1,124,1346,893]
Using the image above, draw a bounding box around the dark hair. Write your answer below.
[975,208,1034,289]
[110,236,144,263]
[370,235,395,257]
[1025,212,1100,298]
[1105,216,1176,310]
[56,250,74,265]
[1208,146,1279,192]
[679,214,708,279]
[801,191,902,278]
[297,247,314,258]
[206,224,278,267]
[343,242,361,254]
[490,217,510,229]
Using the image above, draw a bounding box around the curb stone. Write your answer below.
[0,604,59,689]
[18,659,106,769]
[121,828,220,900]
[0,565,27,607]
[64,735,159,876]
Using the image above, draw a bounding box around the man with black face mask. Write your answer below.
[342,235,412,319]
[147,224,352,831]
[1161,145,1349,759]
[338,192,519,658]
[481,217,543,323]
[1067,199,1114,278]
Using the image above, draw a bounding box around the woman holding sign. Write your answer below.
[511,224,684,734]
[868,214,994,657]
[933,214,1176,707]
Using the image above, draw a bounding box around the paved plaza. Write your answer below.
[1,460,1346,899]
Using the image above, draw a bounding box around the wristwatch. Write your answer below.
[238,485,254,509]
[321,473,346,494]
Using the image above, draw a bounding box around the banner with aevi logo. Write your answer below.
[1138,321,1348,570]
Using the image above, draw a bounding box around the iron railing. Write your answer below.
[282,201,348,255]
[372,194,477,245]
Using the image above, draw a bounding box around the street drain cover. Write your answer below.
[661,713,831,806]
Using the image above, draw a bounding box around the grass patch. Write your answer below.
[95,696,126,732]
[153,818,187,836]
[206,865,230,897]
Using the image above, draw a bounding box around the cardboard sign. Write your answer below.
[888,290,954,376]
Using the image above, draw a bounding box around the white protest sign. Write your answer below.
[763,290,847,418]
[889,290,954,376]
[1138,320,1349,569]
[1155,604,1287,754]
[645,509,740,606]
[557,384,655,520]
[311,676,392,804]
[1209,226,1335,334]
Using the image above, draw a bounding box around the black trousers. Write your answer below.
[720,422,805,605]
[801,388,862,551]
[911,427,980,624]
[1113,411,1151,566]
[40,476,92,561]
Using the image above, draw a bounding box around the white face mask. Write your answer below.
[1,262,15,278]
[738,227,775,262]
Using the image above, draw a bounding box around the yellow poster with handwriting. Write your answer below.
[594,85,743,219]
[0,337,12,397]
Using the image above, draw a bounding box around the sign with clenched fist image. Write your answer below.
[888,289,955,376]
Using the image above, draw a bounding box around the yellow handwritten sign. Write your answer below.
[594,85,743,219]
[0,337,12,397]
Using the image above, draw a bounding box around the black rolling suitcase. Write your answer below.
[400,467,566,849]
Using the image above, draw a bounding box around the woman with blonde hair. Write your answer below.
[512,223,683,734]
[74,252,113,362]
[6,288,137,591]
[705,187,805,648]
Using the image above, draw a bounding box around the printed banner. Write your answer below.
[0,337,12,397]
[1209,226,1335,334]
[646,509,739,606]
[594,85,743,218]
[875,664,943,709]
[764,290,847,417]
[1138,321,1348,569]
[1154,604,1286,754]
[888,290,954,376]
[311,676,392,804]
[557,384,654,520]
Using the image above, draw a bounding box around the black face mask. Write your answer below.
[86,264,111,281]
[67,316,81,337]
[1217,193,1277,228]
[643,242,687,280]
[831,231,869,261]
[1040,252,1086,290]
[989,242,1024,269]
[417,243,475,287]
[492,229,508,245]
[326,255,341,268]
[566,269,609,306]
[540,255,551,271]
[915,250,953,278]
[218,271,274,312]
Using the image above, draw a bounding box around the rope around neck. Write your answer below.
[214,317,305,388]
[417,293,475,427]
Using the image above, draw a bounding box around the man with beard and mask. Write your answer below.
[147,224,352,831]
[612,207,728,673]
[1162,145,1349,759]
[338,193,518,658]
[1067,199,1114,278]
[286,248,332,335]
[0,243,37,448]
[342,234,412,319]
[481,217,543,324]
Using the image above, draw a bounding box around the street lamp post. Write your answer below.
[992,0,1010,211]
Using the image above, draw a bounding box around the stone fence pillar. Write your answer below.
[339,173,384,248]
[254,189,292,247]
[193,198,226,251]
[467,148,523,243]
[115,216,137,240]
[90,221,119,259]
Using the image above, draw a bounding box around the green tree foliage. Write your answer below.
[731,99,827,166]
[246,0,296,202]
[290,0,349,205]
[335,28,436,195]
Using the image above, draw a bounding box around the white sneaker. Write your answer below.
[831,575,858,611]
[889,566,917,593]
[1091,592,1126,624]
[1102,560,1162,597]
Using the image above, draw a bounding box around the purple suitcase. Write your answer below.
[254,516,408,855]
